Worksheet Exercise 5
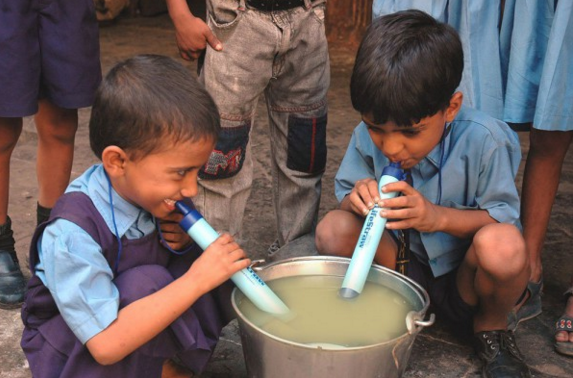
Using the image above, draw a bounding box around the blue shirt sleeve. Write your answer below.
[473,127,521,225]
[335,122,388,202]
[36,218,120,344]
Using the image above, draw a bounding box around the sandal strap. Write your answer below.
[556,316,573,332]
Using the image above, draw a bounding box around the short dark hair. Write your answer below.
[350,9,463,126]
[89,54,220,160]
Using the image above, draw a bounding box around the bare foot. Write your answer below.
[161,359,194,378]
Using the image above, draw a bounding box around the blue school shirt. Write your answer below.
[335,105,521,277]
[35,164,157,344]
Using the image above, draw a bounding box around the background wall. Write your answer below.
[326,0,372,47]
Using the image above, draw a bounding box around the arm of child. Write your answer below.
[166,0,222,61]
[85,233,250,365]
[378,180,497,239]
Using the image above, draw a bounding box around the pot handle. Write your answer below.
[406,311,435,334]
[249,259,267,272]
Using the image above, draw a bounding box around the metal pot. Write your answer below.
[231,256,434,378]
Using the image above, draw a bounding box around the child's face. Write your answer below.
[112,137,215,219]
[362,111,446,169]
[362,93,462,169]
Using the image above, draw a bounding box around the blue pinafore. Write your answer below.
[21,191,235,377]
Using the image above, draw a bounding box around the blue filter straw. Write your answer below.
[175,201,290,315]
[339,162,405,299]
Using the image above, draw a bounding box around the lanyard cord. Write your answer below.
[105,173,123,273]
[436,122,450,205]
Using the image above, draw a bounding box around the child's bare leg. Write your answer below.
[521,128,573,282]
[0,117,23,224]
[457,223,529,332]
[315,209,397,268]
[34,99,78,209]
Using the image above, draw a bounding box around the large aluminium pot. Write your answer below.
[231,256,435,378]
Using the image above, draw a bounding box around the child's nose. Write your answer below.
[382,136,403,157]
[180,176,198,198]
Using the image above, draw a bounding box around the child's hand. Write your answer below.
[171,12,222,61]
[187,233,250,294]
[378,180,441,232]
[158,213,193,251]
[346,178,384,216]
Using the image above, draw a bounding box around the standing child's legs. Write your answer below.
[521,129,572,282]
[34,99,79,223]
[0,117,23,224]
[199,2,329,249]
[0,116,26,307]
[264,1,329,247]
[508,129,573,330]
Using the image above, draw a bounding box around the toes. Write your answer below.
[556,330,570,342]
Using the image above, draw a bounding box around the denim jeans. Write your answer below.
[198,0,330,246]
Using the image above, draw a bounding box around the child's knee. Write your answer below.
[316,210,358,256]
[114,265,174,306]
[315,213,335,254]
[473,223,527,277]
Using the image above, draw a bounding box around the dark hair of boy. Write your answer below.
[350,9,464,127]
[89,54,220,160]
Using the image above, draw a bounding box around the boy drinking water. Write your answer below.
[20,55,251,377]
[316,11,531,378]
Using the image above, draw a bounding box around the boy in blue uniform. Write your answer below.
[20,55,250,377]
[316,11,531,378]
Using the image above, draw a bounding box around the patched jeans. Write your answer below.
[198,0,330,246]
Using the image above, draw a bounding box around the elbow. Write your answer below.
[86,340,124,366]
[89,348,122,366]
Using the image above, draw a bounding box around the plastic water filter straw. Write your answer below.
[339,162,405,299]
[175,201,290,316]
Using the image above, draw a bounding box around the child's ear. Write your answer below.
[445,91,463,122]
[101,146,128,178]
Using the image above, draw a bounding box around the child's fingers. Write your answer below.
[226,247,247,261]
[379,195,409,209]
[384,218,412,230]
[355,179,379,206]
[234,258,252,271]
[381,180,412,194]
[349,193,369,216]
[350,179,379,215]
[215,233,235,245]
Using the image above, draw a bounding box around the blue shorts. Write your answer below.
[0,0,101,117]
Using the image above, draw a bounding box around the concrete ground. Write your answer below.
[1,14,572,378]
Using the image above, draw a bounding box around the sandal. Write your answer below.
[507,279,543,331]
[555,288,573,357]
